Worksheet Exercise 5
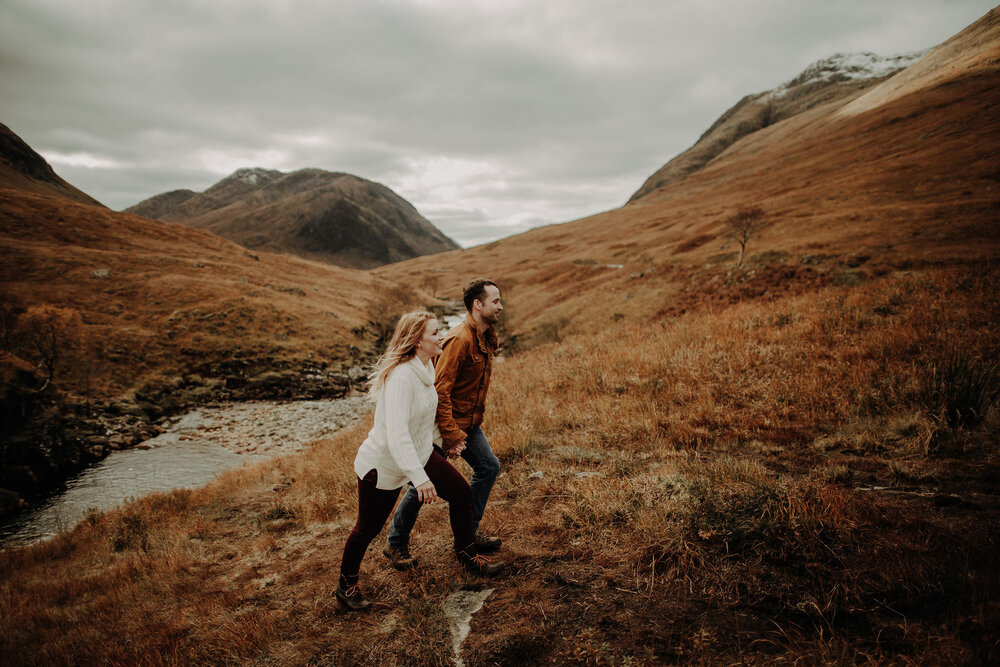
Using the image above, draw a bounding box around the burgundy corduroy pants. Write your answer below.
[339,450,475,581]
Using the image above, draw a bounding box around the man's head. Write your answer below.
[463,278,503,326]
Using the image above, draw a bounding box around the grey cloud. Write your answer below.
[1,0,994,244]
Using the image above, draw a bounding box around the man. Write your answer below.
[384,278,504,570]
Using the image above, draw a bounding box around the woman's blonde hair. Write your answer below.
[367,310,437,400]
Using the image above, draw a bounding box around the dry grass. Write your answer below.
[0,189,384,402]
[2,266,997,665]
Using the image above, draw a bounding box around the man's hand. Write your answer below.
[445,442,466,458]
[415,480,438,504]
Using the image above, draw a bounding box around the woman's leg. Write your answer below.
[422,450,475,552]
[339,469,400,583]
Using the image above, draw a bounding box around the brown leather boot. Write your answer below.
[456,545,505,576]
[335,577,372,611]
[383,543,418,571]
[474,531,502,553]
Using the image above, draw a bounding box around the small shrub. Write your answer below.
[688,479,782,552]
[111,510,149,552]
[684,458,853,559]
[261,504,295,521]
[532,314,570,346]
[920,352,1000,428]
[149,488,192,515]
[820,464,852,485]
[772,312,793,328]
[497,435,549,464]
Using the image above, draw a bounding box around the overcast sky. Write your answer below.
[0,1,993,247]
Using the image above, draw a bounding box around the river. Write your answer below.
[0,313,466,549]
[0,395,370,549]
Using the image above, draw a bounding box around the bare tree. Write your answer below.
[16,305,82,392]
[724,206,770,267]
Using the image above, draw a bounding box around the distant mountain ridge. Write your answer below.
[0,123,104,207]
[126,168,459,269]
[629,50,927,201]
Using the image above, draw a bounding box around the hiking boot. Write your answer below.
[335,581,372,611]
[383,543,418,571]
[457,546,505,576]
[474,531,502,553]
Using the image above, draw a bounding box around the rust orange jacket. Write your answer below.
[435,314,498,450]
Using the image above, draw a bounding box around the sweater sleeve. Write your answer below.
[435,336,468,450]
[384,368,431,488]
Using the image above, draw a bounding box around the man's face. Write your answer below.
[477,285,503,325]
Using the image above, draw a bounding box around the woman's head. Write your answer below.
[386,311,439,360]
[367,311,441,399]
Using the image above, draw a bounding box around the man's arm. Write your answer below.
[435,336,468,450]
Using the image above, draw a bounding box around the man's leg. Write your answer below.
[385,483,422,559]
[460,426,501,535]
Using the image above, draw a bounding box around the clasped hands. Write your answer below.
[415,441,466,504]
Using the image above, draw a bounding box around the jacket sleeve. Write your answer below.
[384,368,431,488]
[435,336,468,450]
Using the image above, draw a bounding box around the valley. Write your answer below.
[1,7,998,665]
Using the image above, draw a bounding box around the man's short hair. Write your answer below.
[463,278,498,312]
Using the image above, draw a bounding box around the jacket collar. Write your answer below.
[463,314,497,352]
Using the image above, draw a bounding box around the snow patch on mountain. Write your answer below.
[767,50,929,100]
[232,167,279,186]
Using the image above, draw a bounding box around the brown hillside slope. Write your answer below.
[381,9,1000,347]
[0,123,103,207]
[1,189,380,401]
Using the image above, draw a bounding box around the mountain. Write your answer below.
[126,168,460,269]
[381,8,1000,344]
[629,50,927,202]
[0,123,104,207]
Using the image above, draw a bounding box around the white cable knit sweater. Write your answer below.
[353,356,438,490]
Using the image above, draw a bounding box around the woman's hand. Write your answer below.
[415,480,438,504]
[445,442,466,459]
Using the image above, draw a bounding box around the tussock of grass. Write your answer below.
[1,268,998,664]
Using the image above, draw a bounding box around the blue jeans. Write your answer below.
[387,426,500,549]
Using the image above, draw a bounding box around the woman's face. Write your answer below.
[416,318,444,359]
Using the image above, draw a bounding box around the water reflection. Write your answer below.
[0,433,242,548]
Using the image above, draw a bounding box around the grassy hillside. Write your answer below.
[1,265,996,664]
[380,8,1000,348]
[1,189,381,399]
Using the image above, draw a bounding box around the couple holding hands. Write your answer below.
[337,278,506,611]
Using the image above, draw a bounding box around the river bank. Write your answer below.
[0,394,372,548]
[0,357,373,522]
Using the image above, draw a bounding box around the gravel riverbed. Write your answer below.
[160,394,372,458]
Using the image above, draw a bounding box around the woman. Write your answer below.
[337,311,504,611]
